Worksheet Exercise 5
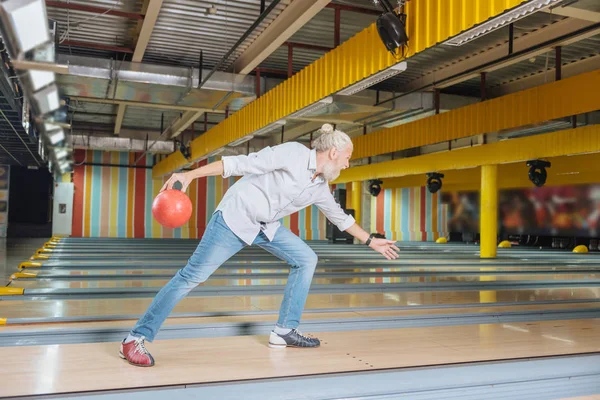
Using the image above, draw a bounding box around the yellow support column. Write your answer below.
[480,164,498,259]
[352,181,362,226]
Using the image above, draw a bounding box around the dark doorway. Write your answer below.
[8,166,53,237]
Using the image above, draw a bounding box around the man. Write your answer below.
[120,123,400,367]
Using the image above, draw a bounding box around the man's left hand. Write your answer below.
[369,238,400,260]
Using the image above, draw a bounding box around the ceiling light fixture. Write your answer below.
[337,62,407,96]
[0,0,50,56]
[289,97,333,118]
[46,127,65,145]
[444,0,564,46]
[33,84,60,114]
[228,120,287,147]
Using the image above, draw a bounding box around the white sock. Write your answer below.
[274,326,292,335]
[124,334,139,343]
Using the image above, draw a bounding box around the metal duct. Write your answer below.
[72,135,175,154]
[56,55,256,96]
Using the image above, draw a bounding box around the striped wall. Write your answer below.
[71,150,334,240]
[370,187,449,241]
[70,150,445,241]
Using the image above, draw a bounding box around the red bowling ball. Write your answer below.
[151,189,193,228]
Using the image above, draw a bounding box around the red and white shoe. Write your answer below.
[119,336,155,367]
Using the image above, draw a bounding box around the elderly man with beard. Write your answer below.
[119,123,400,367]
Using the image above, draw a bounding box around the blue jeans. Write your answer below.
[131,211,318,341]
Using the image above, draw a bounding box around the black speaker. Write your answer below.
[327,209,355,244]
[333,188,347,209]
[376,11,408,52]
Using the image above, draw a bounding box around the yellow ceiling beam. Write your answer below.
[166,111,205,139]
[114,104,126,135]
[233,0,331,75]
[152,0,530,178]
[334,124,600,184]
[382,153,600,191]
[442,170,600,192]
[351,69,600,160]
[132,0,164,62]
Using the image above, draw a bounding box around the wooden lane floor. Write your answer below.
[1,318,598,398]
[34,240,600,257]
[2,288,599,321]
[2,302,600,348]
[5,275,600,298]
[8,272,600,290]
[31,249,600,261]
[15,265,600,278]
[23,258,600,270]
[42,239,592,252]
[43,240,477,250]
[3,301,600,333]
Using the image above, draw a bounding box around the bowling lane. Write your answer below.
[1,288,599,320]
[23,258,600,271]
[9,272,600,289]
[16,264,600,280]
[1,319,599,399]
[2,301,600,336]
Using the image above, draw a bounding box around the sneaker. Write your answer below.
[268,329,321,349]
[119,336,155,367]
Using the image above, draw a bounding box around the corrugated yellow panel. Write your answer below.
[335,124,600,183]
[351,69,600,160]
[153,0,529,178]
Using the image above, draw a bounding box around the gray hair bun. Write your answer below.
[320,123,334,134]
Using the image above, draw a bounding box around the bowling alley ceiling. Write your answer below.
[39,0,600,161]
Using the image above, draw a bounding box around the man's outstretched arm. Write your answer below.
[161,160,224,192]
[161,142,300,192]
[315,191,400,260]
[345,223,400,260]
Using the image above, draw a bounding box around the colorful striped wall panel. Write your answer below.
[71,151,445,241]
[71,150,333,240]
[370,187,449,241]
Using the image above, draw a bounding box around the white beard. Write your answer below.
[321,163,340,182]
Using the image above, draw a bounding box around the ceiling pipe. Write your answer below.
[45,1,144,20]
[14,54,257,96]
[198,0,283,90]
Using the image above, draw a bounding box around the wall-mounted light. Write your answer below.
[368,179,383,197]
[46,127,65,145]
[54,148,68,160]
[426,172,444,194]
[374,0,408,53]
[0,0,50,56]
[33,84,60,114]
[527,160,551,187]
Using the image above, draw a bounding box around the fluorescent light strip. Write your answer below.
[444,0,563,46]
[228,120,287,147]
[228,135,254,147]
[289,97,333,118]
[337,62,407,96]
[253,119,287,137]
[208,148,225,157]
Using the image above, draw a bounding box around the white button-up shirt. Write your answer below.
[216,142,355,245]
